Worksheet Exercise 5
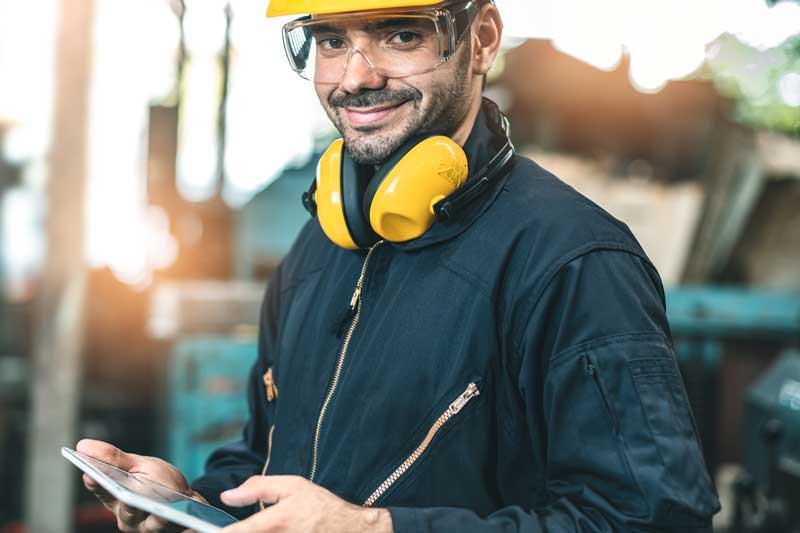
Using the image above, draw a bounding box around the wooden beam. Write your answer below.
[23,0,94,531]
[681,127,766,283]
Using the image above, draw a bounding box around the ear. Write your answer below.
[471,3,503,76]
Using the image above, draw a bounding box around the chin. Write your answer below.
[344,123,408,159]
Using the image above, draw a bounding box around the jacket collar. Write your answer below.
[393,97,513,252]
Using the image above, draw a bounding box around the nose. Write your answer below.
[339,49,387,94]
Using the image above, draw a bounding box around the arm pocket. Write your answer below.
[545,349,648,519]
[628,355,718,519]
[545,333,719,527]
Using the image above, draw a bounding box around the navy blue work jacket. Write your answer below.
[192,100,720,531]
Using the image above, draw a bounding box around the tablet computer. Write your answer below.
[62,447,238,533]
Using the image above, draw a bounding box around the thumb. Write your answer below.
[220,475,302,507]
[76,439,137,471]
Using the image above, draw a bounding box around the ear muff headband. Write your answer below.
[366,136,468,243]
[433,110,515,222]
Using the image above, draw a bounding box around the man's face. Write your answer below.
[314,16,475,165]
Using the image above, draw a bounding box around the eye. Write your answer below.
[318,37,347,51]
[389,31,421,47]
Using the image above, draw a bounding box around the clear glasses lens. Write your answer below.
[283,14,447,83]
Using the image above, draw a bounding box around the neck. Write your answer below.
[450,85,484,147]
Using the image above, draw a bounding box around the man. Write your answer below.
[80,0,721,531]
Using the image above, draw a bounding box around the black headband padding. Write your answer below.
[340,149,380,248]
[433,98,515,222]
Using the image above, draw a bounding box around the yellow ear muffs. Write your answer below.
[305,101,514,249]
[364,136,468,243]
[315,139,379,250]
[315,140,360,250]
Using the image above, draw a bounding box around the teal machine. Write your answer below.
[666,286,800,533]
[733,353,800,533]
[667,286,800,471]
[168,336,256,482]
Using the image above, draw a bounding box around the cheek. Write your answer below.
[410,68,454,100]
[315,84,334,108]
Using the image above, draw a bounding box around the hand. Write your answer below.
[76,439,207,532]
[219,475,393,533]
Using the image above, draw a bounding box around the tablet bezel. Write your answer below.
[61,446,236,533]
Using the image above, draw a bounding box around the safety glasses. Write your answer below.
[281,0,480,83]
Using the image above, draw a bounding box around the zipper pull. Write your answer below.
[349,286,362,309]
[584,354,595,376]
[449,383,480,414]
[263,368,278,402]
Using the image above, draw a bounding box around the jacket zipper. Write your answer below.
[362,382,481,507]
[309,241,383,482]
[258,424,275,511]
[585,354,620,434]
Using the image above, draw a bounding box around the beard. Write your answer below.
[324,45,473,165]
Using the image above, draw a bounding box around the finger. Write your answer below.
[82,473,118,509]
[117,501,148,526]
[141,512,185,532]
[221,505,286,533]
[76,439,137,471]
[220,475,304,507]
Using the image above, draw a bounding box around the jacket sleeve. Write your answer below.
[190,264,283,519]
[388,249,720,532]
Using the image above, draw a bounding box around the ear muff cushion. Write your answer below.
[340,149,380,248]
[365,136,468,243]
[362,134,434,221]
[316,140,359,249]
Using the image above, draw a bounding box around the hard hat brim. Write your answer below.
[267,0,444,18]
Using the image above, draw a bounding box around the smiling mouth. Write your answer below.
[343,100,409,127]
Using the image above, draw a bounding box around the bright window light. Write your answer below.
[494,0,800,94]
[221,0,331,207]
[86,0,180,286]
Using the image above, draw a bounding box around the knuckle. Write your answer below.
[116,517,134,532]
[111,447,124,467]
[118,505,142,523]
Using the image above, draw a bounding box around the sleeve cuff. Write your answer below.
[388,506,425,533]
[190,481,223,509]
[191,480,259,520]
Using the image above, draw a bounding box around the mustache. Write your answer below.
[329,87,421,109]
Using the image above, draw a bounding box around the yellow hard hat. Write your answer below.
[267,0,443,18]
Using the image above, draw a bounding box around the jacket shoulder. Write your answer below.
[276,218,335,290]
[442,155,661,316]
[496,155,646,258]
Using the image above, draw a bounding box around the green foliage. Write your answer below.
[707,34,800,135]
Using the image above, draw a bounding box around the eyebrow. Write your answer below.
[307,23,343,36]
[364,18,426,32]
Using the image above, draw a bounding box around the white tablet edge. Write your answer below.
[61,447,225,533]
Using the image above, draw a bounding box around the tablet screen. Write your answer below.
[63,448,237,529]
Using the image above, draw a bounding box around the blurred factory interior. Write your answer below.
[1,0,800,531]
